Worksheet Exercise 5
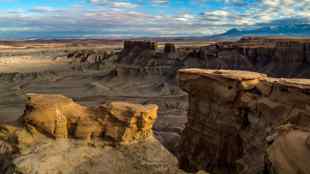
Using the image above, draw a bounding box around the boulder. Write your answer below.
[102,102,158,144]
[21,93,93,139]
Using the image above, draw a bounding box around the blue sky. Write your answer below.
[0,0,309,39]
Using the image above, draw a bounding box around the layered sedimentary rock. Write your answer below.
[164,43,177,54]
[123,40,157,51]
[66,49,113,64]
[119,38,310,79]
[103,101,158,143]
[265,125,310,174]
[0,93,183,174]
[118,41,183,77]
[183,37,310,78]
[17,93,158,143]
[178,68,310,174]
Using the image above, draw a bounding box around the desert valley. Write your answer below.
[0,37,309,174]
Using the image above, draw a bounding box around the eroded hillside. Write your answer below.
[0,37,310,173]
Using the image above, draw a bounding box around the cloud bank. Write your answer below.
[0,0,309,39]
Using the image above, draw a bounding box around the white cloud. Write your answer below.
[1,0,310,39]
[111,2,138,9]
[151,0,169,5]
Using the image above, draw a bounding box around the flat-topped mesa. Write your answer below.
[0,93,158,149]
[164,43,177,54]
[123,40,158,51]
[238,38,310,65]
[177,68,310,174]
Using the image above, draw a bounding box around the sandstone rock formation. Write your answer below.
[265,125,310,174]
[177,68,310,174]
[164,43,177,54]
[118,40,184,77]
[0,93,184,174]
[17,93,158,143]
[123,40,158,51]
[67,49,112,64]
[118,38,310,79]
[103,101,158,144]
[181,37,310,78]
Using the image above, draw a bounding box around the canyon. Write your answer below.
[0,37,309,173]
[178,69,310,174]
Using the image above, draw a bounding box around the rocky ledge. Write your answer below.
[178,68,310,174]
[0,93,184,174]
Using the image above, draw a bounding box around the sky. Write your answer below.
[0,0,309,39]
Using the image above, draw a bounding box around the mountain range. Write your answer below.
[209,24,310,40]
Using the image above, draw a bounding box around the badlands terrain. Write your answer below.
[0,37,310,174]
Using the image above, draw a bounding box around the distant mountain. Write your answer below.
[209,24,310,40]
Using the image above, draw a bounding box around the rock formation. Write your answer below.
[182,37,310,78]
[265,125,310,174]
[118,38,310,79]
[117,40,182,77]
[17,93,158,143]
[164,43,177,54]
[66,49,113,64]
[123,40,158,51]
[0,93,185,174]
[177,68,310,174]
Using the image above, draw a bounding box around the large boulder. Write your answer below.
[21,93,101,139]
[102,102,158,144]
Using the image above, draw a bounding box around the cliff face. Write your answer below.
[123,40,158,51]
[177,68,310,174]
[189,38,310,77]
[117,41,182,78]
[0,93,185,174]
[118,38,310,79]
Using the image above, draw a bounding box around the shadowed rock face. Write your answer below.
[177,68,310,174]
[66,49,116,69]
[188,38,310,77]
[118,41,184,78]
[123,41,158,51]
[164,43,177,54]
[117,38,310,79]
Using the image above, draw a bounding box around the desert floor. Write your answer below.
[0,41,191,151]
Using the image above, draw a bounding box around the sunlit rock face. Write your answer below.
[18,93,158,144]
[0,94,185,174]
[102,101,158,144]
[177,68,310,174]
[265,126,310,174]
